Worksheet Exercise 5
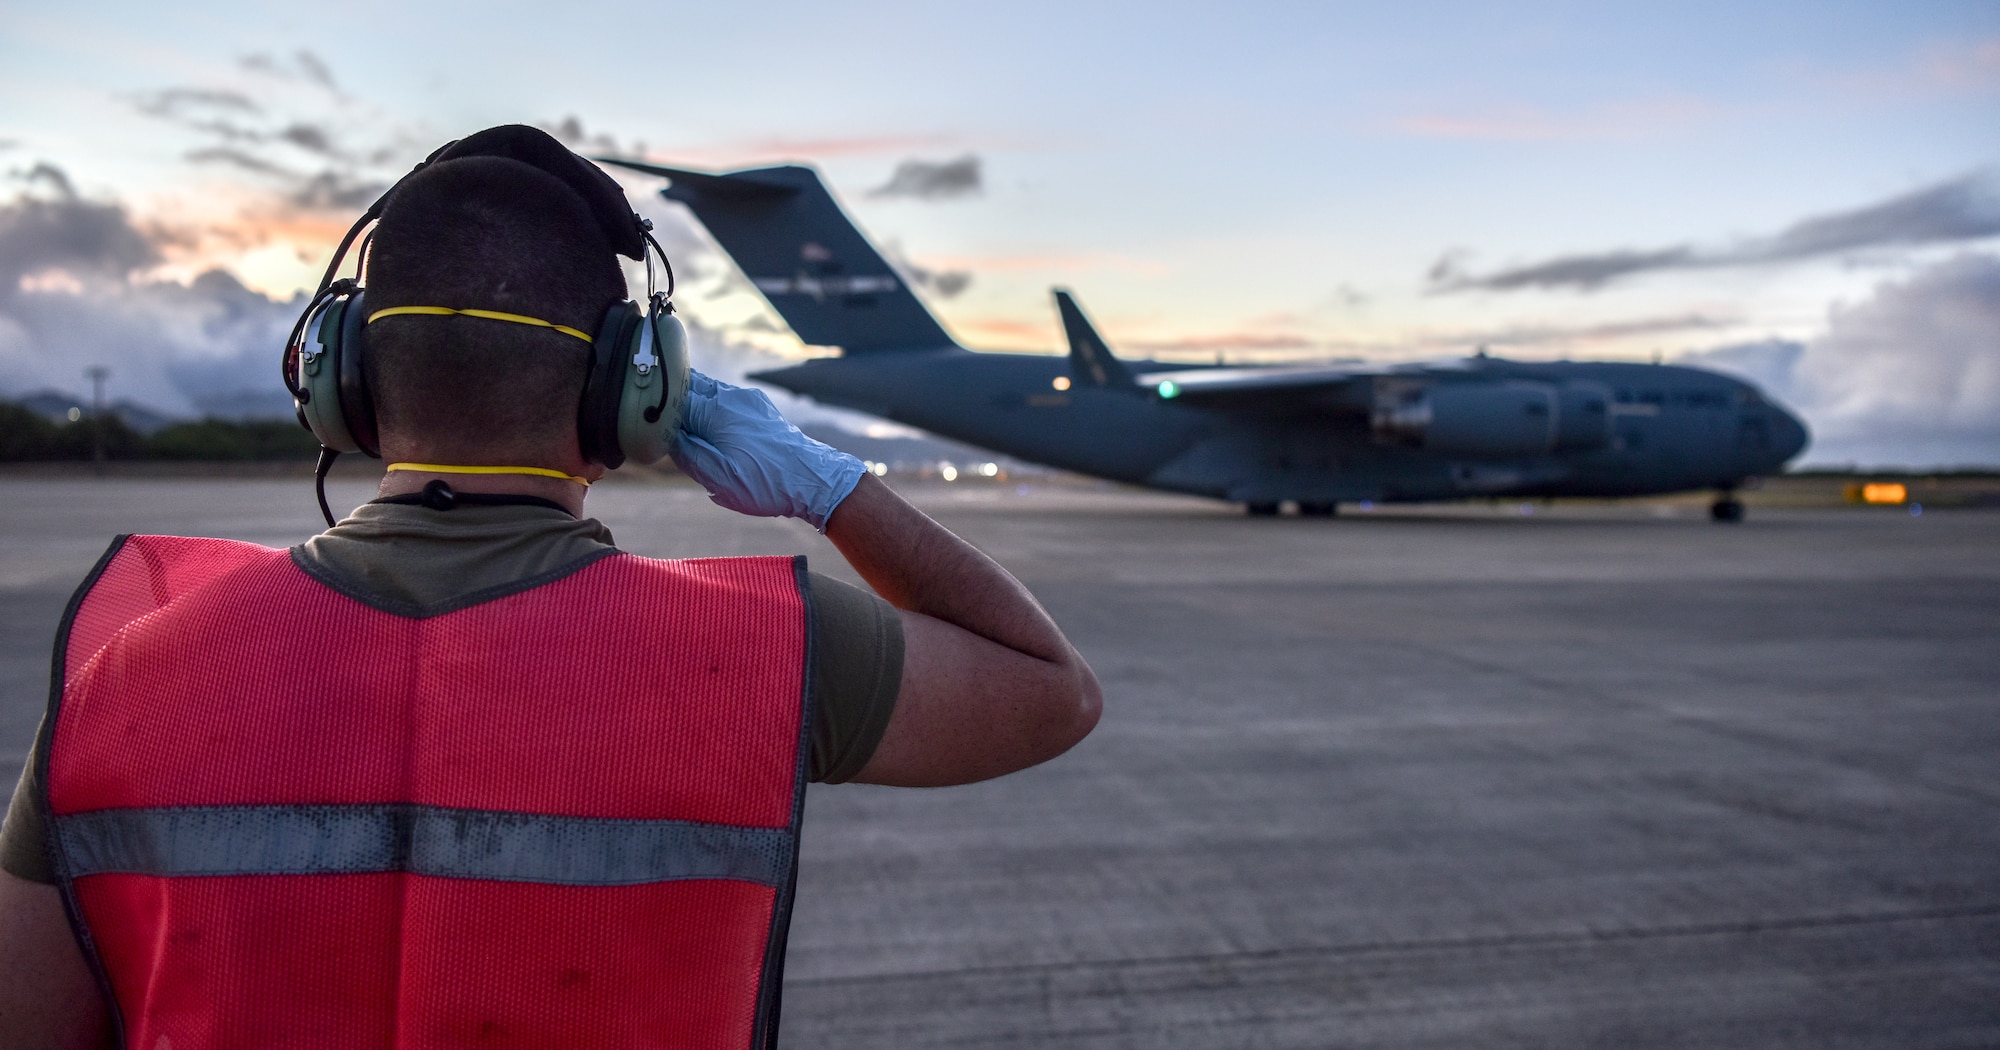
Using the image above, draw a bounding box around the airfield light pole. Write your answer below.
[86,365,109,473]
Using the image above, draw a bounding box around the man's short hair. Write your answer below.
[362,155,626,460]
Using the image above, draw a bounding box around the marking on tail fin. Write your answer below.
[1053,289,1134,388]
[752,275,902,300]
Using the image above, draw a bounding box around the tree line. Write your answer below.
[0,402,321,462]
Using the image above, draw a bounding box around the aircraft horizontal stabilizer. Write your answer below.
[1053,289,1134,388]
[596,157,800,199]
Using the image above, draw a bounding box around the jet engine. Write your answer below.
[1372,380,1560,458]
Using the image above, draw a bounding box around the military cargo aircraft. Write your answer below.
[602,159,1809,521]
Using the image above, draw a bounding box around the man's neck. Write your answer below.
[375,468,590,517]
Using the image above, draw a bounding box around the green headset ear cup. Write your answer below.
[614,309,688,466]
[296,295,364,454]
[334,290,380,456]
[579,299,641,468]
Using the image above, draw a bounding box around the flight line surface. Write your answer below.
[1,475,1995,1048]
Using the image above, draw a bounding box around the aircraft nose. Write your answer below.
[1772,406,1809,466]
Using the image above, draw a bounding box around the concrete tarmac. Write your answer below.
[2,475,1996,1048]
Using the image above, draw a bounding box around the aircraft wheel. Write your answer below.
[1710,498,1745,523]
[1298,502,1338,518]
[1245,501,1281,517]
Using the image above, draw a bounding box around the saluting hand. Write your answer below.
[671,370,867,531]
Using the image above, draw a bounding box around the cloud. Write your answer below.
[241,50,341,94]
[132,60,406,217]
[276,123,342,157]
[868,155,981,200]
[1433,246,1698,292]
[1917,37,2000,93]
[1747,174,2000,259]
[877,240,972,299]
[0,164,162,294]
[1127,332,1319,353]
[1676,339,1803,398]
[287,170,389,210]
[1436,171,2000,292]
[1680,253,2000,467]
[134,87,260,119]
[1448,312,1731,348]
[0,171,301,418]
[186,145,386,209]
[1390,96,1712,142]
[543,116,644,159]
[186,146,290,177]
[1827,37,2000,100]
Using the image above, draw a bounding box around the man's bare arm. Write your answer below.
[665,372,1099,784]
[825,474,1101,786]
[0,870,113,1049]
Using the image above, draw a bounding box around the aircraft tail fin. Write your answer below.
[1053,289,1134,387]
[599,157,958,354]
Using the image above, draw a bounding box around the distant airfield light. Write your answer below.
[979,462,999,477]
[871,461,888,477]
[1519,503,1535,515]
[939,462,959,482]
[1910,503,1923,517]
[67,407,81,422]
[1358,500,1375,512]
[1862,482,1908,505]
[1052,376,1072,391]
[1157,381,1180,399]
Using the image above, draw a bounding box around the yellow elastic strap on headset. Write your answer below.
[367,306,594,344]
[387,463,592,486]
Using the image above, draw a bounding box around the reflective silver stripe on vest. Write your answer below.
[52,805,793,888]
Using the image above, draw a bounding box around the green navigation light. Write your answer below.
[1158,381,1180,399]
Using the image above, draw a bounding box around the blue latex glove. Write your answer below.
[671,370,867,531]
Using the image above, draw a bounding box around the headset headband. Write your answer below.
[288,125,666,401]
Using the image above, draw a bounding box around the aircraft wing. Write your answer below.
[1134,363,1377,407]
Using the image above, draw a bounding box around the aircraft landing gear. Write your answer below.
[1245,501,1281,517]
[1710,494,1745,523]
[1297,502,1338,518]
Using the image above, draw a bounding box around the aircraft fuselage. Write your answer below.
[754,350,1810,504]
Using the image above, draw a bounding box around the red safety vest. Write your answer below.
[41,534,813,1049]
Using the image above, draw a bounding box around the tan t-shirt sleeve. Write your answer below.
[1,730,50,882]
[805,571,904,784]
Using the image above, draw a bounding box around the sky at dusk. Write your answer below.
[2,1,1996,466]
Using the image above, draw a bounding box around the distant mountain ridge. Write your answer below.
[2,388,1027,472]
[11,389,179,435]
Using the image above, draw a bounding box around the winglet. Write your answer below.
[1054,289,1134,388]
